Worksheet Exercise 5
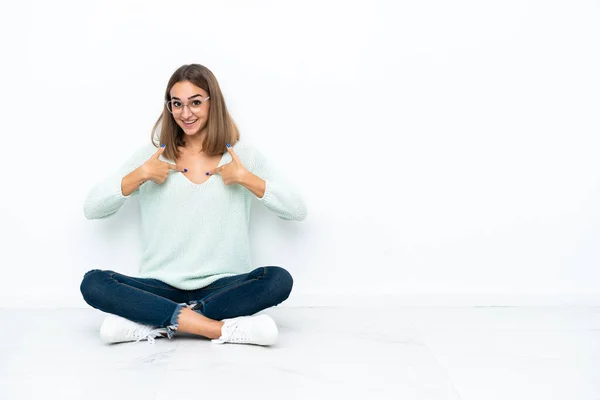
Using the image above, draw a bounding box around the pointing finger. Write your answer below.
[206,165,225,176]
[166,162,186,173]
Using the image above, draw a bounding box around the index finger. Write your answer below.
[206,165,225,176]
[165,162,185,173]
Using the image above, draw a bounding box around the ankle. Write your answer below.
[209,321,225,339]
[176,307,224,339]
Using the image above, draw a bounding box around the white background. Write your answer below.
[1,0,599,307]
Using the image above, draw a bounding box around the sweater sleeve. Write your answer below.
[247,146,307,221]
[83,145,154,220]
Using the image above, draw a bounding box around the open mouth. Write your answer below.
[181,118,198,128]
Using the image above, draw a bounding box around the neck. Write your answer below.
[183,130,207,153]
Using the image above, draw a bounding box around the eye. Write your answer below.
[173,101,182,108]
[192,100,202,106]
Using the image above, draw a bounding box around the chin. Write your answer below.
[180,126,198,135]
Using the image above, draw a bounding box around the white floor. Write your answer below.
[1,306,599,400]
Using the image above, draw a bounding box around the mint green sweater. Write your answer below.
[83,141,307,290]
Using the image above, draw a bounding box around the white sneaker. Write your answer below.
[100,314,167,344]
[212,314,278,346]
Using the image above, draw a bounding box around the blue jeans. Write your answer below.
[80,266,293,338]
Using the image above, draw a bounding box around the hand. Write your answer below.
[140,145,186,184]
[206,144,247,185]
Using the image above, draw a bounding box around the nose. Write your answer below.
[180,105,193,119]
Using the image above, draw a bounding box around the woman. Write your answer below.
[80,64,306,346]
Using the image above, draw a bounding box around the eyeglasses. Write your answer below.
[165,96,210,114]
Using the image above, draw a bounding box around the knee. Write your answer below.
[265,266,293,304]
[80,269,109,307]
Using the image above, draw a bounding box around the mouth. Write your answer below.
[181,118,199,128]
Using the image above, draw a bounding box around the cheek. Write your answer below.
[198,113,209,124]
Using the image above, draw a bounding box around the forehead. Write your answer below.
[170,81,208,97]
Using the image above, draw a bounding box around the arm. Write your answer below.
[242,146,307,221]
[83,145,152,220]
[208,144,307,221]
[238,170,266,198]
[121,168,148,197]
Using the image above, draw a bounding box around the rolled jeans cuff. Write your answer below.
[166,302,189,339]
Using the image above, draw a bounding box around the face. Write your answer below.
[168,80,210,136]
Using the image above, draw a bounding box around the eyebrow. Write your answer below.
[171,94,205,100]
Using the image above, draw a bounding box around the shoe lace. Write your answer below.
[130,325,165,344]
[219,321,250,344]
